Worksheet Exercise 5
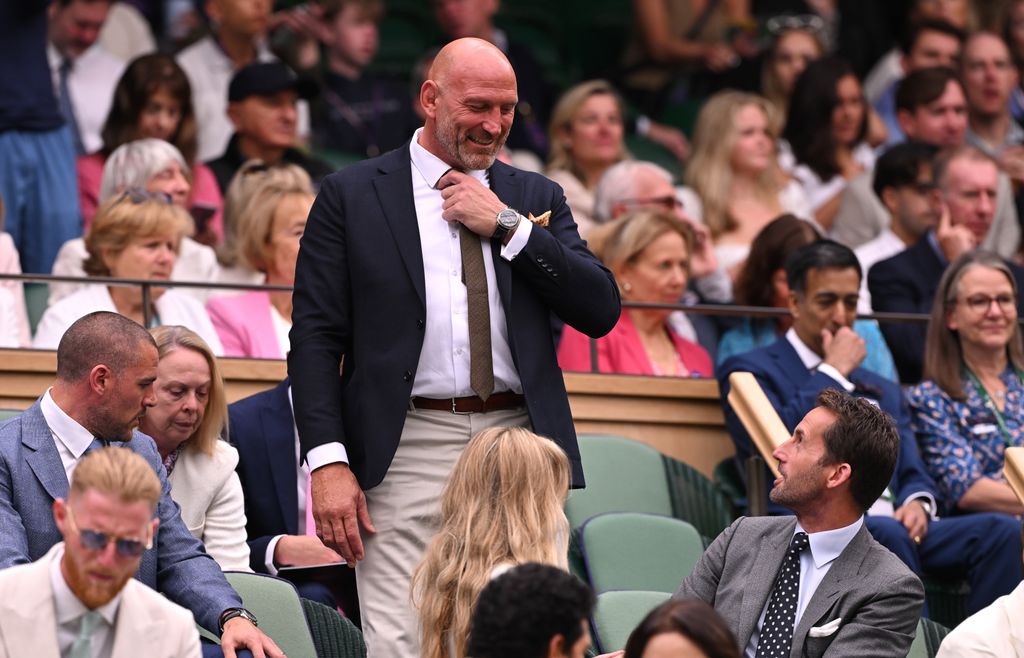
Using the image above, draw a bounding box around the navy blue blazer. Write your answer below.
[717,337,937,510]
[0,402,240,631]
[289,144,620,489]
[230,379,300,573]
[868,233,1024,383]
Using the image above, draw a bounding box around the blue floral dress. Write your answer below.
[906,369,1024,510]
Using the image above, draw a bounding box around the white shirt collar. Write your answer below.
[40,389,97,460]
[48,543,122,626]
[408,127,488,188]
[795,516,864,569]
[785,328,822,370]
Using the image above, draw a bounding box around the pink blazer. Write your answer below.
[206,291,284,359]
[77,153,225,242]
[558,311,713,377]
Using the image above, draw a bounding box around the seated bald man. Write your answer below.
[289,37,619,656]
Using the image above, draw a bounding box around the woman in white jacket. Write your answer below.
[138,324,249,571]
[33,191,223,353]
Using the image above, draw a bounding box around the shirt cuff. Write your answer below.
[265,535,285,576]
[816,364,855,392]
[306,442,349,472]
[500,215,533,261]
[906,493,939,520]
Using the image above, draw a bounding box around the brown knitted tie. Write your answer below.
[459,222,494,400]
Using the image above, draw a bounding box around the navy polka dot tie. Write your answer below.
[756,532,810,658]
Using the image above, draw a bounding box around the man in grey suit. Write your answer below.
[677,389,924,658]
[0,312,281,658]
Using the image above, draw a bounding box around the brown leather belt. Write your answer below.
[410,392,525,414]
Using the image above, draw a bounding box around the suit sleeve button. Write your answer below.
[417,319,425,330]
[403,370,413,381]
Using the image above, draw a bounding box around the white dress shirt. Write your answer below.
[306,130,533,472]
[744,517,864,658]
[50,544,121,658]
[40,389,99,482]
[47,43,125,155]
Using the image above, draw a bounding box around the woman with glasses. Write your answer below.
[138,325,249,571]
[78,54,223,246]
[206,162,313,358]
[546,80,629,236]
[32,193,224,354]
[906,250,1024,516]
[681,91,812,280]
[557,209,713,377]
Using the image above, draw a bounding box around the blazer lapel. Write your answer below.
[373,150,426,308]
[737,519,795,646]
[791,525,872,655]
[110,583,159,658]
[487,162,524,310]
[22,404,70,503]
[0,546,61,656]
[771,339,816,385]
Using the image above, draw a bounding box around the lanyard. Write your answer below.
[964,368,1022,447]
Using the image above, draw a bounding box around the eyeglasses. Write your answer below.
[618,196,684,212]
[66,507,152,558]
[957,293,1016,314]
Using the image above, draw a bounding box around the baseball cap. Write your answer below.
[228,61,317,103]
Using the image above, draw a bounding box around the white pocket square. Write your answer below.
[808,618,842,638]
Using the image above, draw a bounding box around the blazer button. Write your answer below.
[417,319,425,330]
[403,370,413,382]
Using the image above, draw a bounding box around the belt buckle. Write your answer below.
[451,397,473,415]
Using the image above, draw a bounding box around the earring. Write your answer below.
[622,282,633,293]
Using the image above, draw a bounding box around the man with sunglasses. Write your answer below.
[0,446,200,656]
[0,311,282,658]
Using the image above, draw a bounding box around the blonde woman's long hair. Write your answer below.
[547,79,628,178]
[685,91,782,238]
[412,426,571,658]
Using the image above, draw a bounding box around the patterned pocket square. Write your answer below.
[527,211,551,227]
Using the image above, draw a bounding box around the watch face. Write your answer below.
[497,208,519,228]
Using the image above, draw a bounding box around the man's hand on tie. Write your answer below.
[437,170,508,237]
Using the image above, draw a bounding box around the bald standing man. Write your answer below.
[289,38,619,656]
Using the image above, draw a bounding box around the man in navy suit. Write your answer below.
[869,144,1024,382]
[0,312,282,657]
[230,378,358,620]
[719,241,1022,615]
[289,38,620,655]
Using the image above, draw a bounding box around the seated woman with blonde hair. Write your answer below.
[206,161,314,358]
[558,209,713,377]
[139,325,249,570]
[413,426,571,658]
[33,192,224,353]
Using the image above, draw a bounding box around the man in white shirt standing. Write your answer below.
[855,141,939,312]
[0,446,200,657]
[47,0,125,155]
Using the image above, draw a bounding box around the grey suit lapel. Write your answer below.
[738,519,796,647]
[373,152,426,308]
[21,403,69,503]
[791,524,872,654]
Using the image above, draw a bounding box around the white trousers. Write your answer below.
[356,406,531,658]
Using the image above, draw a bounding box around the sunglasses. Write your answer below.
[113,187,173,208]
[66,506,152,558]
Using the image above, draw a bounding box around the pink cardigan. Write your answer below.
[206,291,284,359]
[558,311,713,378]
[77,152,225,242]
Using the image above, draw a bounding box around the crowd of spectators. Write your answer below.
[2,0,1024,656]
